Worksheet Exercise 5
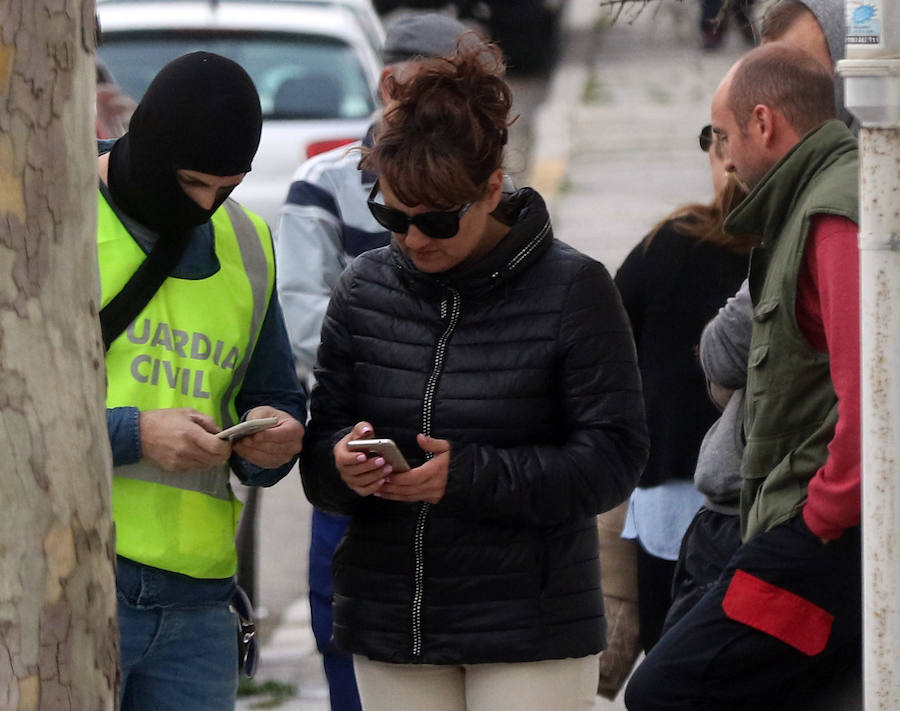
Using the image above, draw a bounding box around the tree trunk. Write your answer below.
[0,1,119,709]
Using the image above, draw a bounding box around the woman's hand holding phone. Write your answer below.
[375,433,450,504]
[334,424,450,503]
[334,422,395,497]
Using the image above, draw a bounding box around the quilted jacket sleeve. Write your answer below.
[299,265,365,514]
[441,260,649,526]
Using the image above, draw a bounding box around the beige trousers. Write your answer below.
[353,653,600,711]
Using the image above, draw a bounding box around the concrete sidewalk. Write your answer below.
[539,0,749,271]
[238,1,752,708]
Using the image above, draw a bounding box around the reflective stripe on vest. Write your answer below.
[219,200,270,428]
[98,192,275,578]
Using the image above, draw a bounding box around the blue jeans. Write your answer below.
[117,556,238,711]
[309,509,362,711]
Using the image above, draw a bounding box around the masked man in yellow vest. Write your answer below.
[97,52,306,710]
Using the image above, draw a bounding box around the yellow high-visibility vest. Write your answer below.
[98,191,274,578]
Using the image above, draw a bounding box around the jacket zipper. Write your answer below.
[411,287,461,659]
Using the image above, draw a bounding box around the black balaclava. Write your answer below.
[108,51,263,236]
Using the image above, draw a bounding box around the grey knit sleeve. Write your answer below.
[699,278,753,390]
[693,388,745,513]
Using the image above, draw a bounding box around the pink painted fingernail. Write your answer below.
[356,454,367,463]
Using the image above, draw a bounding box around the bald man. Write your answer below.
[625,43,861,711]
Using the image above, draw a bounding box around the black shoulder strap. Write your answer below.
[99,235,190,350]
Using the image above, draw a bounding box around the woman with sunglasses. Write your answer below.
[300,41,648,711]
[612,124,756,653]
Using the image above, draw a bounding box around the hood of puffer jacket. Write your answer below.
[799,0,855,130]
[389,187,553,302]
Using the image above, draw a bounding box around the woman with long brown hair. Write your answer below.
[614,126,754,652]
[300,40,648,711]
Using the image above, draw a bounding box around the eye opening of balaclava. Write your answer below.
[108,51,263,238]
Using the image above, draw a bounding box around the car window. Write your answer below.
[99,31,376,120]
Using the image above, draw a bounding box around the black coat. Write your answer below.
[614,221,749,488]
[301,188,649,665]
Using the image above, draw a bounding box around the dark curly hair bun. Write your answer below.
[362,37,513,210]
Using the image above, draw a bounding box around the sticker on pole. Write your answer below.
[846,1,882,46]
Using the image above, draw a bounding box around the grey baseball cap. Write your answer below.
[382,13,470,65]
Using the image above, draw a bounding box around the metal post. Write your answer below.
[838,2,900,708]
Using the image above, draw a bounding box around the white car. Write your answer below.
[97,0,383,227]
[281,0,385,54]
[99,0,386,50]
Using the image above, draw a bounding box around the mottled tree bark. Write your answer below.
[0,1,119,709]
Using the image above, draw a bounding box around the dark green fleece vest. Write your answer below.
[724,120,858,541]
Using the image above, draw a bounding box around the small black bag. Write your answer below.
[231,585,259,678]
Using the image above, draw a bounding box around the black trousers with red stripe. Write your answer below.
[625,515,862,711]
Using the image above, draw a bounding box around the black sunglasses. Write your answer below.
[367,180,474,240]
[699,124,714,153]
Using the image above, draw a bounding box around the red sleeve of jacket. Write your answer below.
[797,214,861,541]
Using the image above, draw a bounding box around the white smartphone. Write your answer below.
[346,438,411,472]
[217,417,279,441]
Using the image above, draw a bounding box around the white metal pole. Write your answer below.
[838,2,900,708]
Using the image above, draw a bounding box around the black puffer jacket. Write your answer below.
[301,188,648,665]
